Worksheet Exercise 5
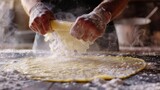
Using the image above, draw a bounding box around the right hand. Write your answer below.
[70,11,111,42]
[29,2,54,35]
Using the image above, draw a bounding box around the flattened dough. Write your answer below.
[3,56,146,82]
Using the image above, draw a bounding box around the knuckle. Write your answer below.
[30,26,36,32]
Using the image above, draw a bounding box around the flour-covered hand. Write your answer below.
[70,11,111,42]
[29,2,54,35]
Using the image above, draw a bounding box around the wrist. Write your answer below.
[92,8,112,24]
[29,2,48,16]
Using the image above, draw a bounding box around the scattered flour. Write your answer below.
[0,70,35,90]
[44,32,92,56]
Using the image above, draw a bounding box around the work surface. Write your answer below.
[0,50,160,90]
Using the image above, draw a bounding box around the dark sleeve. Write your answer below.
[41,0,52,3]
[41,0,47,2]
[41,0,58,3]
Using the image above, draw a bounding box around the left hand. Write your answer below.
[70,11,111,42]
[29,2,54,35]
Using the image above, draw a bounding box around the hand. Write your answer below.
[70,11,111,42]
[29,2,54,35]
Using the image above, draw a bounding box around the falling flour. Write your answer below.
[44,20,93,56]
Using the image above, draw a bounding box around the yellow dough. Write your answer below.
[3,56,146,82]
[44,20,93,54]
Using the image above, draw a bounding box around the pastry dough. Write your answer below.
[3,55,146,82]
[44,20,92,55]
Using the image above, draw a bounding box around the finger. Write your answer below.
[41,14,49,34]
[34,17,45,34]
[30,21,38,32]
[71,24,84,39]
[71,29,84,39]
[86,29,98,42]
[30,25,37,33]
[29,18,38,32]
[42,13,53,31]
[83,23,97,42]
[46,14,53,32]
[47,14,54,31]
[81,24,92,41]
[88,32,95,42]
[39,24,46,35]
[87,25,102,42]
[81,31,89,42]
[92,35,99,42]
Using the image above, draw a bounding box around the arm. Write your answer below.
[94,0,128,20]
[21,0,40,15]
[71,0,128,42]
[21,0,54,34]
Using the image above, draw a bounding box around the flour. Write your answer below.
[44,30,93,56]
[0,50,159,90]
[0,70,35,90]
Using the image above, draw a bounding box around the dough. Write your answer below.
[3,55,146,82]
[44,20,93,55]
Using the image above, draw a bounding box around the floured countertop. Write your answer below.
[0,50,160,90]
